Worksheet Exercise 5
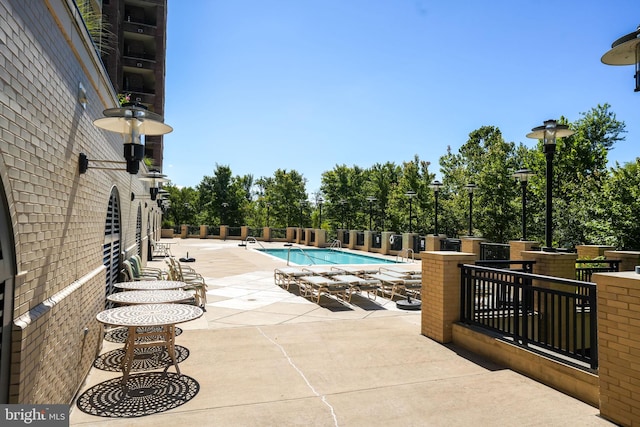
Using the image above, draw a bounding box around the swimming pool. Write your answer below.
[258,248,400,265]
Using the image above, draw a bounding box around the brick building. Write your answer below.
[0,0,164,403]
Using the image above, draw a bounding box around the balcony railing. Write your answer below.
[460,264,597,370]
[575,259,620,282]
[480,242,510,260]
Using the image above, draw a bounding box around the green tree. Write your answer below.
[255,169,307,228]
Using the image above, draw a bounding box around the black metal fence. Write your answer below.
[413,235,425,253]
[356,232,365,246]
[575,259,620,282]
[480,242,510,260]
[247,227,264,238]
[460,264,597,369]
[390,234,402,251]
[440,238,461,251]
[228,227,242,237]
[271,228,287,239]
[371,232,382,249]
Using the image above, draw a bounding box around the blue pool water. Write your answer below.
[258,248,399,265]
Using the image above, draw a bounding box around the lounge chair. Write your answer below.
[274,267,312,290]
[298,275,349,303]
[150,238,172,257]
[363,272,422,300]
[329,274,381,301]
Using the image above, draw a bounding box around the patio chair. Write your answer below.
[329,274,381,301]
[363,272,421,300]
[130,255,165,279]
[150,238,172,257]
[298,275,349,303]
[121,260,159,282]
[164,258,208,308]
[274,267,312,290]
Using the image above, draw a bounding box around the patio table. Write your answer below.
[96,303,203,384]
[114,280,186,291]
[107,289,193,305]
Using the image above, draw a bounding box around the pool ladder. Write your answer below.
[244,236,265,250]
[396,248,415,263]
[287,246,316,266]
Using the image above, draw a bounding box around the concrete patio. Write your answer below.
[69,239,612,426]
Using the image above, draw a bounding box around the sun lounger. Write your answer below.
[298,275,349,303]
[364,272,422,300]
[378,266,421,279]
[329,274,381,301]
[379,265,421,276]
[330,265,380,275]
[274,267,312,290]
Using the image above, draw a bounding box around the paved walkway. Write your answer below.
[70,239,611,426]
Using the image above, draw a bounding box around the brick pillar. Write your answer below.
[425,234,445,251]
[263,227,271,241]
[363,231,372,251]
[220,225,228,240]
[460,237,487,260]
[315,229,326,247]
[241,226,249,240]
[200,225,207,238]
[180,225,187,239]
[381,231,393,254]
[594,271,640,426]
[576,245,614,259]
[604,250,640,272]
[286,227,296,242]
[521,250,577,279]
[509,240,538,261]
[421,251,476,343]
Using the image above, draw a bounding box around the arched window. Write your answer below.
[0,185,15,403]
[103,188,121,308]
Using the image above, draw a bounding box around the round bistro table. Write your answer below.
[96,303,203,384]
[114,280,186,291]
[107,289,194,305]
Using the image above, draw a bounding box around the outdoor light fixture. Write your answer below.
[601,25,640,92]
[405,190,417,233]
[526,120,574,250]
[512,168,535,241]
[429,180,443,235]
[366,195,377,231]
[93,104,172,174]
[464,183,477,236]
[139,171,168,200]
[317,196,324,228]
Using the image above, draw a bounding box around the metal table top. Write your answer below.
[106,290,194,305]
[114,280,186,291]
[96,303,203,327]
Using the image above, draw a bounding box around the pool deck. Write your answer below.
[69,239,611,426]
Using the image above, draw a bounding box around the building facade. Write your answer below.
[101,0,168,170]
[0,0,163,403]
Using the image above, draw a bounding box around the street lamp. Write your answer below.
[405,190,417,233]
[317,196,324,229]
[299,199,306,228]
[512,168,535,241]
[526,119,574,250]
[429,180,443,235]
[221,202,229,225]
[265,202,271,227]
[463,183,477,236]
[601,25,640,92]
[366,196,377,230]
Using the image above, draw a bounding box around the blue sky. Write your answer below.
[163,0,640,194]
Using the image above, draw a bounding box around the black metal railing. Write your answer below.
[575,259,620,282]
[480,242,511,260]
[475,260,535,273]
[228,227,242,237]
[206,226,220,237]
[413,235,425,253]
[440,238,461,251]
[247,227,264,238]
[271,228,287,239]
[390,234,402,251]
[186,225,200,236]
[356,232,365,246]
[371,232,382,249]
[460,264,597,369]
[343,232,350,245]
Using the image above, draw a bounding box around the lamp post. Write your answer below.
[265,202,271,227]
[366,196,377,230]
[339,199,347,230]
[429,180,443,235]
[317,196,324,229]
[463,183,477,236]
[526,119,574,250]
[512,169,535,241]
[299,199,306,228]
[601,25,640,92]
[221,202,228,225]
[405,190,417,233]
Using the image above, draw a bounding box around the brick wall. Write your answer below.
[1,0,162,403]
[594,271,640,426]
